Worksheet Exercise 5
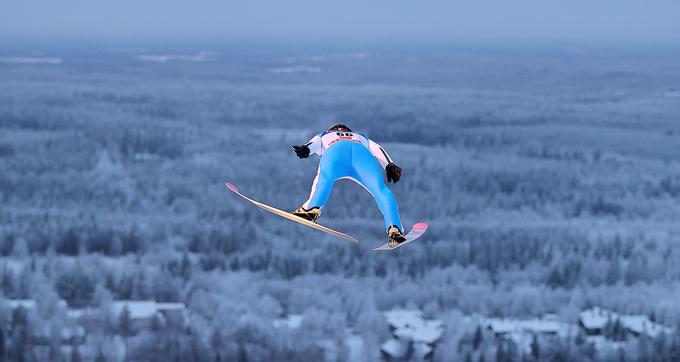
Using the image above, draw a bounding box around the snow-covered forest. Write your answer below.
[1,44,680,361]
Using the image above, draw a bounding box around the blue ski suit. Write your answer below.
[301,130,403,232]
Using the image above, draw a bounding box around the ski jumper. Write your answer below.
[301,131,403,232]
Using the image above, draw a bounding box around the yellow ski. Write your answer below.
[225,182,359,244]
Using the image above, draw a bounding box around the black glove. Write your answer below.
[386,163,402,183]
[292,145,310,159]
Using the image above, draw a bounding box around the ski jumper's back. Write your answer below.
[304,131,395,168]
[301,130,403,231]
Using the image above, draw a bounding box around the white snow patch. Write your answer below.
[67,308,85,319]
[155,302,185,311]
[61,325,86,339]
[586,335,625,350]
[345,333,364,361]
[284,52,368,64]
[381,338,406,358]
[273,314,303,329]
[479,314,572,354]
[482,314,568,336]
[112,301,157,319]
[345,52,369,59]
[0,56,62,64]
[384,309,444,344]
[269,66,321,74]
[381,338,433,360]
[381,309,444,360]
[580,307,673,338]
[111,300,185,319]
[138,52,212,63]
[1,259,26,274]
[4,299,37,310]
[580,307,611,330]
[619,314,673,338]
[415,343,433,358]
[133,152,161,162]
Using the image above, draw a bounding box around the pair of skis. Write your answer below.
[225,182,427,251]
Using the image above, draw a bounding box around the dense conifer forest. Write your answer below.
[1,44,680,361]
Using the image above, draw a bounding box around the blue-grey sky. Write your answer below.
[2,0,680,44]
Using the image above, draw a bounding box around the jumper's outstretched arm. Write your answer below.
[368,139,402,183]
[368,139,393,168]
[292,134,322,159]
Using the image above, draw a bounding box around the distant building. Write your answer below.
[579,307,610,335]
[579,307,672,339]
[482,314,566,337]
[380,309,444,362]
[619,314,672,338]
[110,300,185,330]
[479,314,569,354]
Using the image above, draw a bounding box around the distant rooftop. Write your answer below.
[580,307,673,338]
[111,300,185,319]
[381,309,444,360]
[580,307,612,330]
[482,314,566,335]
[384,309,445,345]
[4,299,37,310]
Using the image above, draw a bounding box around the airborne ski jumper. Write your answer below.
[292,124,407,246]
[224,123,428,249]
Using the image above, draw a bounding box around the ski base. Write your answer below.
[226,182,360,243]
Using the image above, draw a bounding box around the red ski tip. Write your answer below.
[225,182,239,193]
[413,222,428,230]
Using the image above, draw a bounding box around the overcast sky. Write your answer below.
[2,0,680,44]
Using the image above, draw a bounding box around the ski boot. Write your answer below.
[292,206,321,223]
[387,225,406,246]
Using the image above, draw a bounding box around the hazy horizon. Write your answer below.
[2,0,680,46]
